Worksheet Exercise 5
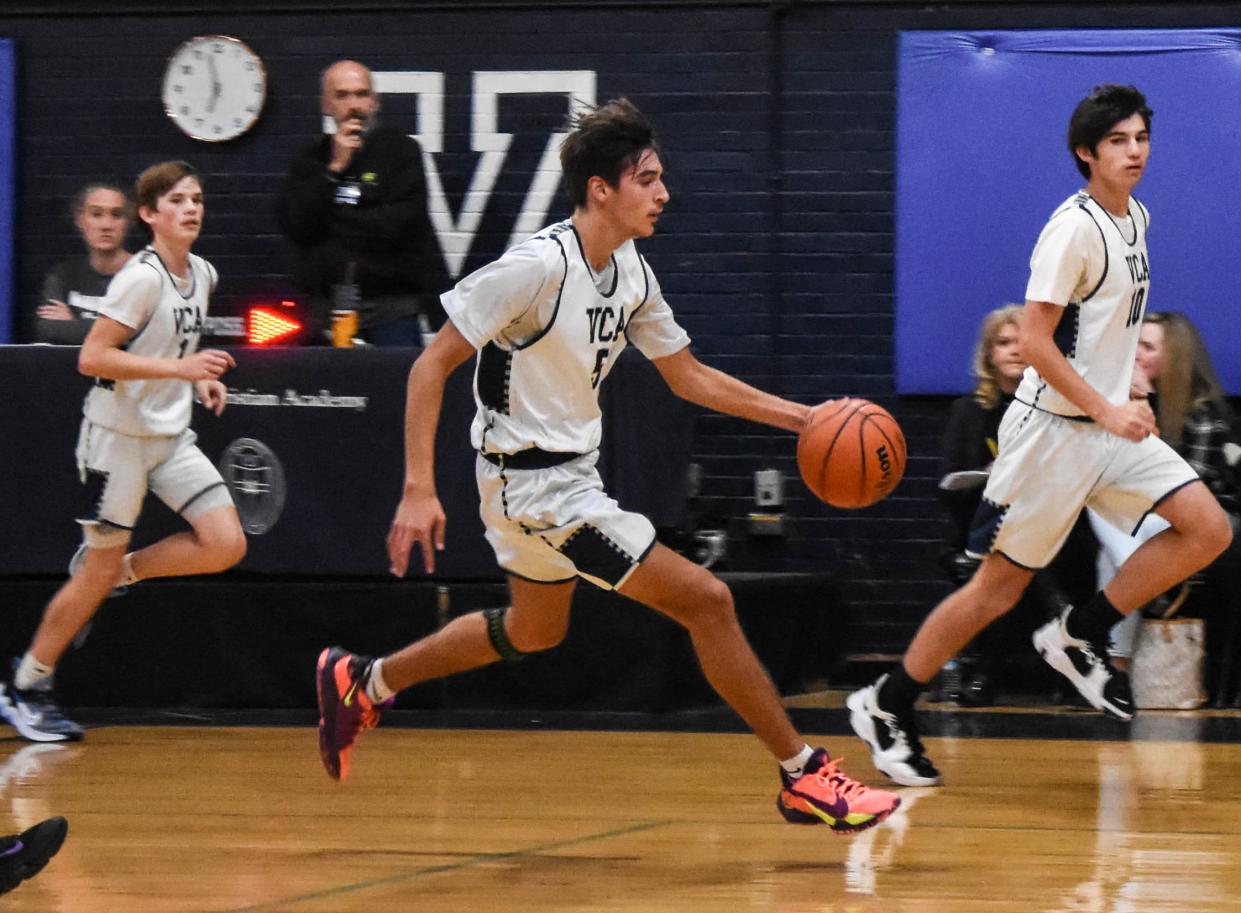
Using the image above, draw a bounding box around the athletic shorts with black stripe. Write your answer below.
[967,402,1199,569]
[476,451,655,590]
[75,419,234,548]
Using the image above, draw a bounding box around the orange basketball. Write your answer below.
[797,398,906,508]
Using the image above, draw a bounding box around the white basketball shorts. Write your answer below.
[476,451,657,590]
[75,419,234,547]
[968,403,1199,570]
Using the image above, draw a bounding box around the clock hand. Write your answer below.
[207,54,221,113]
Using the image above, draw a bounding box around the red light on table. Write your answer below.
[247,304,302,345]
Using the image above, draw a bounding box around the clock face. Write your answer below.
[162,36,266,142]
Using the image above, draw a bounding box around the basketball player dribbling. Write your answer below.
[316,98,900,833]
[0,162,246,743]
[848,84,1233,787]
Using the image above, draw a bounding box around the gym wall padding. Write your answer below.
[896,29,1241,394]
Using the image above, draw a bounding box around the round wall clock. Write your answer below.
[162,35,266,142]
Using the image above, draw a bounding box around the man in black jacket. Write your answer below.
[277,60,445,345]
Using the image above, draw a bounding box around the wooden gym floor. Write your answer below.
[4,704,1241,912]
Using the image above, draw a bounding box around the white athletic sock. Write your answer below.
[117,553,139,586]
[780,744,815,780]
[364,658,394,704]
[14,653,54,691]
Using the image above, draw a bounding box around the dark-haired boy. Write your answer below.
[316,98,899,834]
[849,84,1232,787]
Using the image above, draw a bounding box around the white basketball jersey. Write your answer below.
[1016,192,1150,417]
[442,220,690,455]
[84,247,217,437]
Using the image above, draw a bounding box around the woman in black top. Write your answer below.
[34,183,132,344]
[940,305,1026,552]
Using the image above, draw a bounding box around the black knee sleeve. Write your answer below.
[484,606,528,662]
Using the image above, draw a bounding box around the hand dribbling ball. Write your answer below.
[797,398,906,508]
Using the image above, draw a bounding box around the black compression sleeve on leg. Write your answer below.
[483,607,527,662]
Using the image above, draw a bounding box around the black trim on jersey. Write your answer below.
[176,481,227,516]
[514,234,569,352]
[569,224,619,298]
[93,377,116,392]
[1090,194,1139,247]
[557,523,637,587]
[621,254,656,345]
[143,245,198,301]
[531,219,574,243]
[477,342,513,413]
[1075,202,1109,303]
[1052,302,1081,358]
[121,250,168,347]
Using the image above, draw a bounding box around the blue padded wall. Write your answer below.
[896,29,1241,394]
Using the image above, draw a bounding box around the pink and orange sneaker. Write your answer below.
[777,748,900,834]
[315,646,389,781]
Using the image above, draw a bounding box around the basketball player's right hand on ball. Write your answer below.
[387,491,446,576]
[803,398,844,432]
[180,348,235,381]
[1101,399,1157,441]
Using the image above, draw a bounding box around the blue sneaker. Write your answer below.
[0,663,84,743]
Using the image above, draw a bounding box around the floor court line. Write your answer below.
[214,818,673,913]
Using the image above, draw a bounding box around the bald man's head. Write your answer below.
[321,59,378,130]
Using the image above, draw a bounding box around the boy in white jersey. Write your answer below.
[849,85,1233,787]
[0,162,246,742]
[316,98,900,834]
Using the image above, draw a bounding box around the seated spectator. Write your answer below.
[34,182,132,344]
[940,305,1025,552]
[1101,311,1240,702]
[939,305,1095,705]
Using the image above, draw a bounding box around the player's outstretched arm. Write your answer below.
[1020,299,1155,442]
[652,347,811,433]
[79,315,234,382]
[387,321,476,577]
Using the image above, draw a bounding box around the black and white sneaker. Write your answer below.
[847,676,942,787]
[0,665,84,743]
[1033,610,1133,721]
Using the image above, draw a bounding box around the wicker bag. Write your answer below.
[1131,583,1206,710]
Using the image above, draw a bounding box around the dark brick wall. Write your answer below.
[2,2,1233,654]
